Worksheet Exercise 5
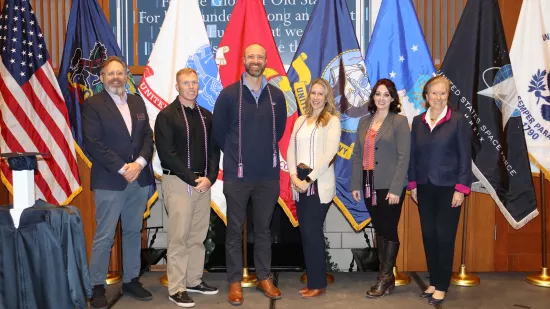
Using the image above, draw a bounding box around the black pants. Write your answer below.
[223,180,279,283]
[296,168,330,289]
[363,171,405,242]
[417,182,461,292]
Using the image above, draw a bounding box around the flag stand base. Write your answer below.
[451,264,480,286]
[394,266,410,286]
[160,273,168,286]
[526,268,550,287]
[106,271,122,285]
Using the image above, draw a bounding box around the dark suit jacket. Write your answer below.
[82,90,154,190]
[408,108,472,194]
[350,113,410,195]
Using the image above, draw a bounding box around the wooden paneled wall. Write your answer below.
[3,0,548,273]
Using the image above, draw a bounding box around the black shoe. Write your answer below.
[419,292,433,298]
[122,277,153,301]
[428,296,445,305]
[90,285,108,309]
[169,291,196,308]
[187,281,219,295]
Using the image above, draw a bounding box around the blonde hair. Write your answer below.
[303,78,339,126]
[176,68,198,81]
[422,75,451,109]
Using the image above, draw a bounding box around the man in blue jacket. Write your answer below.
[212,44,287,306]
[82,56,154,309]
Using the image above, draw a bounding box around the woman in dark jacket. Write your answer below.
[350,79,410,298]
[408,75,472,305]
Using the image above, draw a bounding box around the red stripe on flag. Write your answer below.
[33,67,80,180]
[36,66,72,128]
[0,77,72,200]
[0,113,56,202]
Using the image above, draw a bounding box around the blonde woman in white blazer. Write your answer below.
[287,78,341,299]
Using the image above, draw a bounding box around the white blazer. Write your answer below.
[287,115,341,203]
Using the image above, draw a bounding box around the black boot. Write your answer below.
[366,240,399,298]
[369,235,386,291]
[90,284,108,309]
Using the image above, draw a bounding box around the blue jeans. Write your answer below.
[89,181,148,286]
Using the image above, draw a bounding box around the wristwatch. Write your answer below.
[305,176,314,184]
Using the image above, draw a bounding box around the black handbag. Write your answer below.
[349,228,380,272]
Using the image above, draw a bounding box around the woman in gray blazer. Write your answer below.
[350,79,410,298]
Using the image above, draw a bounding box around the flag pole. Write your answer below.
[241,216,257,287]
[526,172,550,287]
[451,196,480,286]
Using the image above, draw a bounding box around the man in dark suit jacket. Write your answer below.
[82,56,154,309]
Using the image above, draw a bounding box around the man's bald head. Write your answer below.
[243,44,268,78]
[243,44,267,59]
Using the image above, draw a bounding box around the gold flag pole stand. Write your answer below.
[451,196,480,286]
[241,217,257,287]
[527,172,550,287]
[394,266,410,286]
[160,273,168,286]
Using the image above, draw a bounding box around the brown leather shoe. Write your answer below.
[301,288,326,298]
[298,286,308,294]
[256,279,281,299]
[228,282,243,306]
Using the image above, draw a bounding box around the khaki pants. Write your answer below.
[163,175,211,295]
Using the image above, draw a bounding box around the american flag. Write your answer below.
[0,0,81,205]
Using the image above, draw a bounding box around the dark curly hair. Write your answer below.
[367,78,401,115]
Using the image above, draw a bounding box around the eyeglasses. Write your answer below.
[182,80,199,87]
[103,71,126,77]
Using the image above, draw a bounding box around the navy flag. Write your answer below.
[58,0,157,217]
[366,0,435,123]
[439,0,537,228]
[287,0,371,231]
[58,0,139,167]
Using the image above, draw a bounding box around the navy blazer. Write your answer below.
[82,90,154,190]
[408,108,472,194]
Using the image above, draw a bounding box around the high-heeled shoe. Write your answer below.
[419,291,433,299]
[366,240,399,298]
[428,296,445,305]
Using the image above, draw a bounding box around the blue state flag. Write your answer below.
[58,0,157,217]
[366,0,435,122]
[287,0,372,231]
[58,0,139,167]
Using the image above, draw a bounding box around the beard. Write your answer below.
[104,81,125,96]
[245,63,266,77]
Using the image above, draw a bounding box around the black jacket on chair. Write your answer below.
[408,108,472,194]
[82,90,154,190]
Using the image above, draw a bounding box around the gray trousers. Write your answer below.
[223,180,279,283]
[162,175,211,295]
[89,181,148,286]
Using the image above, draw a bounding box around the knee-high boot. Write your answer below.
[366,240,399,298]
[369,234,385,291]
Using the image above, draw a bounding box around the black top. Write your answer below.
[154,98,220,186]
